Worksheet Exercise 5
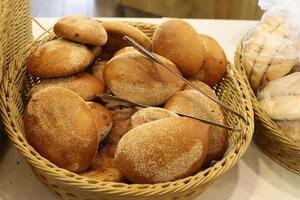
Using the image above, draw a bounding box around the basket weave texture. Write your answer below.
[235,39,300,175]
[0,21,254,200]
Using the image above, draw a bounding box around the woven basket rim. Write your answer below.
[1,21,254,196]
[235,36,300,151]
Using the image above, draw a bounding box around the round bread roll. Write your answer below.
[130,107,179,128]
[103,52,185,106]
[27,38,94,78]
[80,144,124,182]
[103,106,137,145]
[24,86,99,172]
[87,102,113,143]
[28,72,105,101]
[152,19,204,77]
[101,21,151,59]
[113,47,138,57]
[54,16,107,45]
[164,89,228,165]
[194,34,227,86]
[91,60,108,83]
[115,117,209,184]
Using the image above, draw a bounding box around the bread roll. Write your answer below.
[130,107,179,128]
[27,38,94,78]
[54,16,107,45]
[29,72,105,101]
[103,106,137,145]
[24,87,99,172]
[91,60,107,84]
[115,117,209,183]
[164,89,228,165]
[194,34,227,86]
[91,45,102,59]
[80,144,124,182]
[113,47,138,57]
[276,120,300,142]
[152,19,204,77]
[87,102,113,143]
[183,78,214,95]
[103,52,185,106]
[101,21,151,59]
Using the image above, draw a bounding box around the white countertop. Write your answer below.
[0,18,299,200]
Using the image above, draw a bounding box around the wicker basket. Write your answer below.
[235,38,300,175]
[0,20,254,199]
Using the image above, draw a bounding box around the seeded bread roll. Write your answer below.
[103,52,185,106]
[194,34,227,86]
[87,102,113,143]
[164,88,228,165]
[80,144,124,182]
[24,87,99,172]
[101,21,151,59]
[91,60,108,84]
[130,107,179,128]
[27,38,94,78]
[152,19,204,77]
[54,16,107,45]
[115,117,209,183]
[29,72,105,101]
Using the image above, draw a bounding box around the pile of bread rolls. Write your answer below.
[242,15,300,142]
[24,16,229,184]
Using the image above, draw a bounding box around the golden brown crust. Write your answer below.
[115,117,209,184]
[54,16,108,45]
[24,86,99,172]
[103,52,185,106]
[80,144,124,182]
[27,38,94,78]
[29,72,105,101]
[152,19,204,77]
[113,47,138,57]
[195,34,227,86]
[87,102,113,143]
[164,88,228,165]
[101,21,152,59]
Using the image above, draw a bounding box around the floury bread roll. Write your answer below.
[194,34,227,86]
[54,16,108,45]
[242,15,298,91]
[29,72,105,100]
[103,52,185,106]
[165,82,228,165]
[152,19,204,77]
[101,21,152,59]
[24,87,99,172]
[27,39,95,78]
[87,102,113,143]
[130,107,179,128]
[115,117,209,183]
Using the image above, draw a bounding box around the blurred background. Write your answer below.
[30,0,263,20]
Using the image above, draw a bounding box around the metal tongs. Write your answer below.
[123,36,247,124]
[98,94,242,132]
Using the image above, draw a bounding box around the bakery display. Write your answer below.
[29,72,105,100]
[152,19,204,77]
[115,117,209,184]
[54,16,108,46]
[23,16,236,184]
[24,87,99,172]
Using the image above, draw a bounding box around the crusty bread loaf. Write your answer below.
[101,21,151,59]
[130,107,179,128]
[164,88,228,165]
[103,52,185,106]
[91,60,108,84]
[194,34,227,86]
[54,16,107,46]
[152,19,204,77]
[80,144,124,182]
[27,38,94,78]
[87,102,113,143]
[24,87,99,172]
[115,117,209,183]
[29,72,105,101]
